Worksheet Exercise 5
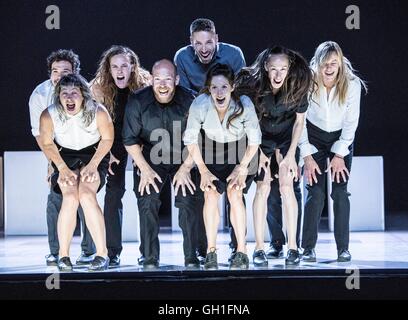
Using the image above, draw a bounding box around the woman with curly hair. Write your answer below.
[236,45,312,266]
[91,45,151,266]
[40,74,114,271]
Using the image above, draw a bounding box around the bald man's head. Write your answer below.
[152,59,177,78]
[152,59,179,104]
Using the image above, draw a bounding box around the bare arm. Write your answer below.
[79,108,114,183]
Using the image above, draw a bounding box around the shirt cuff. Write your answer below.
[299,143,318,159]
[123,137,142,146]
[31,128,40,137]
[331,141,351,157]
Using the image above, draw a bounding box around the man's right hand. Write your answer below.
[138,165,162,196]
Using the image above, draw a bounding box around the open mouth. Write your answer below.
[200,52,211,59]
[117,76,125,81]
[158,88,169,96]
[216,97,226,105]
[66,103,75,112]
[325,71,335,77]
[273,79,283,85]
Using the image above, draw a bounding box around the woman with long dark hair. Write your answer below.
[300,41,367,262]
[184,63,261,270]
[236,45,312,265]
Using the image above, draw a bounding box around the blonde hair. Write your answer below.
[310,41,367,105]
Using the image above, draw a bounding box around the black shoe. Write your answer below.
[228,247,237,262]
[302,249,316,262]
[76,252,95,265]
[337,249,352,262]
[143,258,159,269]
[266,245,284,259]
[88,256,109,272]
[137,255,145,266]
[230,252,249,270]
[197,254,206,265]
[253,250,268,266]
[109,254,121,267]
[285,249,300,265]
[184,257,200,269]
[58,256,73,271]
[46,254,59,266]
[204,251,218,270]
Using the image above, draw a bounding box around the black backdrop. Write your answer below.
[0,0,407,213]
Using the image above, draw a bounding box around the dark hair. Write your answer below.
[235,45,312,115]
[47,49,80,76]
[201,63,243,130]
[190,18,216,35]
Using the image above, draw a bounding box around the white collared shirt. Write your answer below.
[183,94,261,146]
[29,79,54,137]
[299,77,362,158]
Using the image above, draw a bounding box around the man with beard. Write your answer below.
[123,59,199,268]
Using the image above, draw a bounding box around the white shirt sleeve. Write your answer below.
[183,97,204,145]
[29,88,45,137]
[298,110,318,158]
[331,79,362,156]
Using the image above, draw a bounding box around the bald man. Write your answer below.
[123,60,199,268]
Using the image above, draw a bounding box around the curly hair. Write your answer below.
[92,45,151,119]
[47,49,80,76]
[235,45,313,116]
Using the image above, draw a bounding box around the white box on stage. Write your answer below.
[4,151,140,241]
[328,156,385,231]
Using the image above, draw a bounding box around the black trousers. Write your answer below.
[301,121,353,251]
[47,189,95,256]
[133,165,199,262]
[103,148,128,258]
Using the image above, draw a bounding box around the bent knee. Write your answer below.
[256,182,271,198]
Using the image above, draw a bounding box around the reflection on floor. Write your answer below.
[1,230,408,274]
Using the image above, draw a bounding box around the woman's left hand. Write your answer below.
[227,165,249,190]
[327,155,349,183]
[80,162,99,183]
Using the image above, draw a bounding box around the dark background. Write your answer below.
[0,0,407,215]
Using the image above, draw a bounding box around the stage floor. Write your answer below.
[1,230,408,274]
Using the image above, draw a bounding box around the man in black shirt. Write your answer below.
[123,59,199,268]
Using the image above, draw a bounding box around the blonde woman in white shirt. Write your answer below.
[40,74,114,271]
[299,41,367,262]
[184,63,261,270]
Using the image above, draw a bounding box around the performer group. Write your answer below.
[28,18,366,271]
